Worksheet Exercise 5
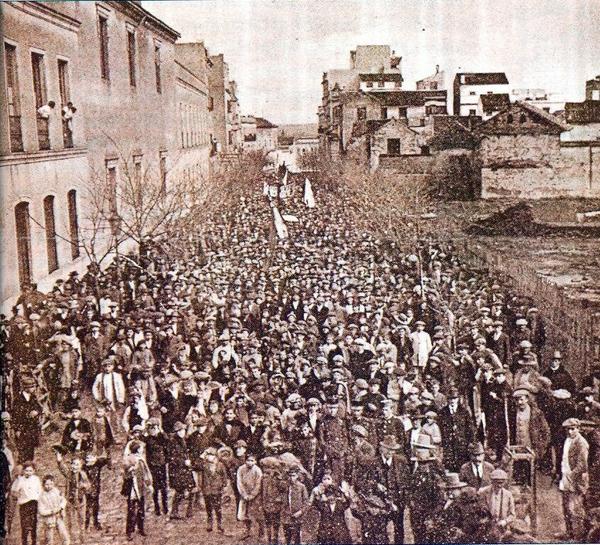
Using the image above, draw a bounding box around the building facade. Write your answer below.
[1,1,180,309]
[416,65,445,91]
[453,72,509,116]
[208,54,241,153]
[510,88,565,114]
[174,42,213,182]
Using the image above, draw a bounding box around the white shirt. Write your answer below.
[559,436,573,492]
[11,475,42,505]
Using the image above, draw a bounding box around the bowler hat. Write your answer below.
[444,473,467,489]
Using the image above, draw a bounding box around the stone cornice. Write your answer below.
[8,2,82,33]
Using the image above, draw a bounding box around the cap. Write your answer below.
[234,439,248,449]
[490,468,508,481]
[562,417,581,428]
[173,421,186,432]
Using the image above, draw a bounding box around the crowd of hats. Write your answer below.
[3,171,599,541]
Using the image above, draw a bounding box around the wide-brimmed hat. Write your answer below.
[444,473,467,489]
[412,433,436,450]
[352,424,368,438]
[379,435,401,451]
[562,417,581,428]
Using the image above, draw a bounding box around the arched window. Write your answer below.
[43,195,58,273]
[14,201,33,287]
[67,189,80,259]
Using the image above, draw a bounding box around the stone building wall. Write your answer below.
[481,144,600,199]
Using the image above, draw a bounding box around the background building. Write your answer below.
[175,41,213,182]
[453,72,509,116]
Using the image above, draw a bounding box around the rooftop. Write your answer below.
[457,72,509,85]
[359,72,403,82]
[368,90,447,107]
[480,93,511,112]
[255,117,278,129]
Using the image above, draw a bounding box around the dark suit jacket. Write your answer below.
[374,453,411,505]
[213,419,244,448]
[459,460,495,489]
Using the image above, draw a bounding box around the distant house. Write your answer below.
[474,102,600,199]
[416,65,445,91]
[453,72,509,116]
[348,117,428,170]
[479,93,510,120]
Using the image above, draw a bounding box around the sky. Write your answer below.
[143,0,600,125]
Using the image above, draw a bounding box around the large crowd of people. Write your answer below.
[1,169,600,545]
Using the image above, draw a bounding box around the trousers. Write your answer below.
[126,498,145,536]
[20,500,38,545]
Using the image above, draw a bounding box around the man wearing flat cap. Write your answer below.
[459,442,495,490]
[558,418,589,541]
[478,469,516,533]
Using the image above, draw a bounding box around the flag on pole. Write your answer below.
[303,177,316,208]
[272,206,288,239]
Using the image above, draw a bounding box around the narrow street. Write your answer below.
[4,176,577,545]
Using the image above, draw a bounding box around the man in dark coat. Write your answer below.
[239,411,267,458]
[487,321,511,367]
[374,435,411,543]
[61,406,93,454]
[543,351,577,395]
[438,388,475,472]
[121,443,152,540]
[482,368,513,461]
[143,418,170,516]
[12,376,43,462]
[168,421,195,519]
[317,397,350,484]
[312,471,352,545]
[213,406,244,448]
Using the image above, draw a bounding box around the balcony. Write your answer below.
[9,115,24,152]
[36,116,50,150]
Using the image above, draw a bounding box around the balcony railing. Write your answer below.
[9,115,24,152]
[37,116,50,150]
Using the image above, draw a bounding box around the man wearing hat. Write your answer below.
[82,321,110,388]
[280,465,309,545]
[410,320,432,369]
[482,367,513,461]
[487,321,512,368]
[558,418,589,541]
[576,386,600,421]
[374,435,410,543]
[143,418,170,516]
[12,376,43,462]
[168,421,195,520]
[318,397,350,485]
[439,388,475,472]
[409,434,446,544]
[459,442,495,490]
[543,350,576,395]
[478,469,516,534]
[508,388,550,484]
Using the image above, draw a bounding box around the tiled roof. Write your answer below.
[255,117,278,129]
[359,72,403,82]
[427,116,480,150]
[480,93,510,112]
[477,101,570,135]
[457,72,509,85]
[367,90,447,107]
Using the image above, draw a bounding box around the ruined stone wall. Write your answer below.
[480,137,600,199]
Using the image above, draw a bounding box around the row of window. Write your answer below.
[4,42,72,152]
[98,8,162,93]
[178,101,211,149]
[15,191,80,288]
[364,80,402,89]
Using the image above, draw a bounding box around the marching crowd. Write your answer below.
[1,171,600,545]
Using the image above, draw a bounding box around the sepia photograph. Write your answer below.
[0,1,599,543]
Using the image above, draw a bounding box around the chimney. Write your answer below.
[435,64,439,74]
